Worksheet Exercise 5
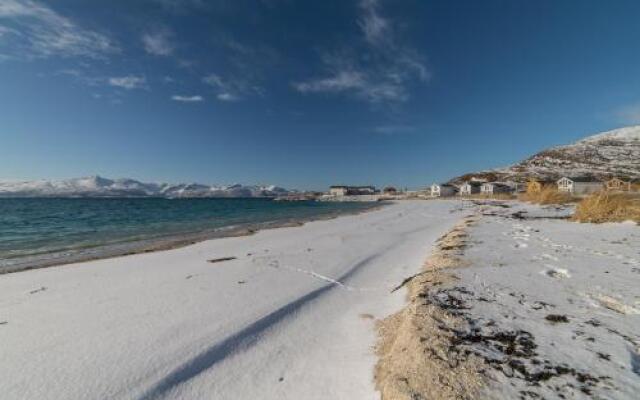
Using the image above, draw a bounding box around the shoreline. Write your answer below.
[0,200,387,275]
[0,200,464,400]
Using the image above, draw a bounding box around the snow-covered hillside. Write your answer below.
[451,125,640,183]
[0,176,289,198]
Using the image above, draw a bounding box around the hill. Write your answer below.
[450,125,640,184]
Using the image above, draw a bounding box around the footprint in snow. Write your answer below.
[541,253,559,261]
[29,286,47,295]
[630,346,640,376]
[541,266,570,279]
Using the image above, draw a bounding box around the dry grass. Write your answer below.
[572,192,640,224]
[519,187,576,205]
[375,216,483,400]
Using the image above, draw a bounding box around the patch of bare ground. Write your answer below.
[375,215,484,400]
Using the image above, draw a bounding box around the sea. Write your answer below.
[0,198,379,273]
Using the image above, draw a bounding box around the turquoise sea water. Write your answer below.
[0,198,377,273]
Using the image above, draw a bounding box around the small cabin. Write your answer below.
[430,183,458,197]
[383,186,398,195]
[506,181,527,193]
[480,182,512,195]
[557,177,602,195]
[605,177,632,192]
[329,186,349,196]
[459,181,482,196]
[526,179,555,194]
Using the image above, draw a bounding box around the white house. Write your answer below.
[459,181,482,196]
[557,177,603,195]
[430,183,458,197]
[480,182,513,195]
[506,181,527,193]
[329,186,349,196]
[329,185,376,196]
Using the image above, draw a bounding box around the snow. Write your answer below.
[0,176,290,198]
[445,200,640,399]
[579,125,640,143]
[453,124,640,183]
[0,201,463,400]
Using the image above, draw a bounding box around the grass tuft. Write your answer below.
[572,192,640,224]
[519,187,576,205]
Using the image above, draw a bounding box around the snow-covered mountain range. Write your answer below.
[0,176,290,198]
[450,125,640,184]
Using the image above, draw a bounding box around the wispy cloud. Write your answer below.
[293,0,428,104]
[0,0,118,59]
[108,75,146,90]
[358,0,389,46]
[152,0,206,13]
[171,94,203,102]
[142,28,174,56]
[294,70,364,93]
[203,72,262,102]
[216,93,239,102]
[374,125,416,135]
[614,103,640,125]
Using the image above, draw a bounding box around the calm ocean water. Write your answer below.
[0,198,377,273]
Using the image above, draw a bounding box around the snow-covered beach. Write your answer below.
[1,199,639,400]
[0,201,463,400]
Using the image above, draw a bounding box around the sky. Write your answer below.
[2,0,640,190]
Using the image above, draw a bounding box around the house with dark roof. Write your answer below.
[480,182,513,195]
[430,183,458,197]
[557,177,603,195]
[329,185,376,196]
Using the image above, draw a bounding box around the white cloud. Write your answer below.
[216,93,239,102]
[142,29,173,56]
[615,103,640,125]
[0,0,118,59]
[293,0,427,104]
[108,75,146,90]
[293,70,364,93]
[171,95,203,102]
[358,0,389,46]
[293,50,413,103]
[374,125,416,135]
[203,73,224,89]
[203,72,261,102]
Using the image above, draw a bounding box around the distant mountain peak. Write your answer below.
[0,176,290,198]
[450,125,640,184]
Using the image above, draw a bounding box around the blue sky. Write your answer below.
[2,0,640,190]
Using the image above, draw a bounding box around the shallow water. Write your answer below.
[0,198,377,273]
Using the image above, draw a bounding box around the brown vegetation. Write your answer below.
[572,192,640,224]
[375,217,483,400]
[519,186,576,205]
